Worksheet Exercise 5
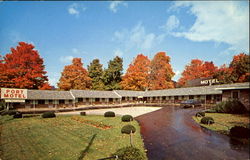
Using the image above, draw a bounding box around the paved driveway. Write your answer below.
[57,107,162,117]
[136,107,249,160]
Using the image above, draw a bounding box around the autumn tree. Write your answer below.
[120,54,150,91]
[0,42,50,89]
[58,58,91,90]
[214,64,234,84]
[149,52,175,90]
[87,59,105,90]
[229,53,250,82]
[178,59,217,87]
[103,56,123,90]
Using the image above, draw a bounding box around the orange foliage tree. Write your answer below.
[0,42,50,89]
[229,53,250,82]
[149,52,175,90]
[178,59,217,87]
[120,54,150,90]
[58,58,92,90]
[214,64,234,84]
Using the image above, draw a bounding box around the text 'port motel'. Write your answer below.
[1,88,27,99]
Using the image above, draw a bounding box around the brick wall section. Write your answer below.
[222,89,250,111]
[239,89,250,111]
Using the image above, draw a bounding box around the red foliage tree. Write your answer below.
[0,42,49,89]
[178,59,217,86]
[214,64,234,84]
[120,54,150,90]
[149,52,175,90]
[229,53,250,82]
[58,58,92,90]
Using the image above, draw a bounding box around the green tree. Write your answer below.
[87,59,105,90]
[103,56,123,90]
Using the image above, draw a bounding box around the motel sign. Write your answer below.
[1,88,27,101]
[200,79,220,86]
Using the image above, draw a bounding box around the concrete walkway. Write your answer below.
[136,107,249,160]
[56,106,162,117]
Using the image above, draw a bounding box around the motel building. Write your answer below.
[0,81,249,112]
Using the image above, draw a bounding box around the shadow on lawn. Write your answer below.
[78,134,97,160]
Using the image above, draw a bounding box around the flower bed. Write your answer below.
[71,116,112,130]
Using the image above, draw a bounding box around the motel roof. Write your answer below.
[70,90,121,98]
[144,82,249,97]
[113,90,145,97]
[27,90,74,100]
[22,82,249,100]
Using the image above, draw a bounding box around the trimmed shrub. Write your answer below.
[122,115,133,122]
[104,111,115,117]
[200,117,214,125]
[1,110,18,116]
[13,112,22,118]
[80,112,86,116]
[112,146,145,160]
[214,100,247,114]
[195,112,205,117]
[183,105,192,109]
[121,125,136,134]
[42,112,56,118]
[204,109,217,113]
[230,126,250,138]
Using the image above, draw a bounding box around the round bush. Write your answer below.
[112,146,145,160]
[104,111,115,117]
[183,105,192,109]
[195,112,205,117]
[121,125,136,134]
[200,117,214,125]
[214,100,247,114]
[42,112,56,118]
[122,115,133,122]
[230,126,250,138]
[13,112,22,118]
[1,110,18,116]
[80,112,86,116]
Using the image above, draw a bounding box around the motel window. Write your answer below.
[59,100,64,104]
[49,100,53,104]
[69,100,72,103]
[215,95,222,101]
[182,96,185,100]
[26,100,31,104]
[95,98,100,102]
[133,97,136,100]
[174,96,178,100]
[86,98,89,102]
[162,96,166,100]
[232,91,239,99]
[189,95,194,99]
[38,100,45,104]
[78,98,83,102]
[109,98,113,102]
[206,95,211,101]
[122,97,125,101]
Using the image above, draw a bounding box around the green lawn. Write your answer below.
[193,113,250,135]
[0,115,147,160]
